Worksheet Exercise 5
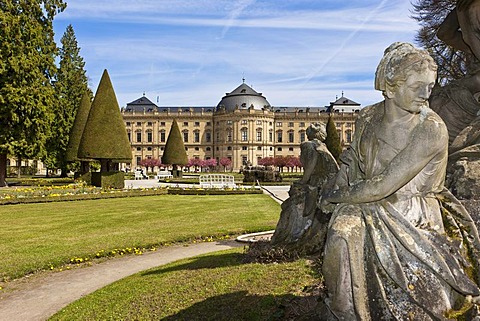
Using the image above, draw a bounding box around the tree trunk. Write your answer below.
[0,153,7,187]
[100,159,110,172]
[17,157,21,178]
[80,161,90,173]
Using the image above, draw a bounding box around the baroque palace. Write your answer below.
[122,80,361,171]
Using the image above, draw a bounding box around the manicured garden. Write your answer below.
[50,248,321,320]
[0,193,280,282]
[0,179,324,319]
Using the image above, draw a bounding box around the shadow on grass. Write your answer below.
[141,251,246,276]
[161,290,321,321]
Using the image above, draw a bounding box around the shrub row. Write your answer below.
[166,188,263,195]
[0,189,168,205]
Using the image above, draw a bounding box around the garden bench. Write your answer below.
[199,174,236,188]
[156,170,173,179]
[134,171,144,180]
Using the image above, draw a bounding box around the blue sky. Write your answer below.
[53,0,419,108]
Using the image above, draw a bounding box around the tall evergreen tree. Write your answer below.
[325,115,342,162]
[162,119,188,177]
[411,0,465,85]
[44,24,91,177]
[0,0,66,186]
[66,92,92,173]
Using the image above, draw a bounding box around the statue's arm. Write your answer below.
[324,117,448,204]
[437,8,473,54]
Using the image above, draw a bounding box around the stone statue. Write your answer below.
[318,42,480,320]
[430,0,480,198]
[271,122,338,254]
[433,0,480,145]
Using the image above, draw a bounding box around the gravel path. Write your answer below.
[0,241,243,321]
[0,182,289,321]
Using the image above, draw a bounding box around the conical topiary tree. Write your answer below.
[78,69,131,187]
[162,119,188,177]
[66,92,92,175]
[325,114,342,162]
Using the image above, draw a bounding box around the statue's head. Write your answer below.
[306,122,327,142]
[375,42,437,97]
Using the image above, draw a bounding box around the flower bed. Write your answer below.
[166,186,263,195]
[0,182,168,205]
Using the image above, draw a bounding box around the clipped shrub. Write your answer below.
[74,171,91,184]
[91,172,125,189]
[162,119,188,177]
[66,92,92,162]
[78,70,131,166]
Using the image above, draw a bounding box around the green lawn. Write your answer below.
[0,194,280,281]
[49,248,320,321]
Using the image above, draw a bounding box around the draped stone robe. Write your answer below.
[322,102,480,320]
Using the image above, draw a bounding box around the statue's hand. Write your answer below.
[318,192,336,214]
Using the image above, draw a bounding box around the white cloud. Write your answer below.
[55,0,419,108]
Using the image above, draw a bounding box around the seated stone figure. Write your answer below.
[271,122,338,254]
[432,0,480,148]
[319,42,480,320]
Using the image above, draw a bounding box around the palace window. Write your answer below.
[241,128,248,141]
[256,130,262,142]
[147,132,153,143]
[194,130,200,143]
[346,130,352,143]
[183,131,189,143]
[206,132,211,143]
[136,132,142,143]
[288,130,294,143]
[160,130,166,142]
[277,130,283,143]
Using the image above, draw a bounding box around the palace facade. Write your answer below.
[122,81,361,171]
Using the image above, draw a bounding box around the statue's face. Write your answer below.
[390,67,436,114]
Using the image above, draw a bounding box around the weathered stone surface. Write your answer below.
[317,42,480,320]
[447,158,480,199]
[271,123,338,254]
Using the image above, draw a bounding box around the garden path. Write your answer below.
[0,241,243,321]
[0,181,289,321]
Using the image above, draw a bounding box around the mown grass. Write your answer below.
[0,194,280,281]
[50,248,320,321]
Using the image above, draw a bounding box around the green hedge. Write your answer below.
[166,188,263,195]
[91,172,124,188]
[0,189,168,205]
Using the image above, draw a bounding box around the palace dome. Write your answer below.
[216,82,271,112]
